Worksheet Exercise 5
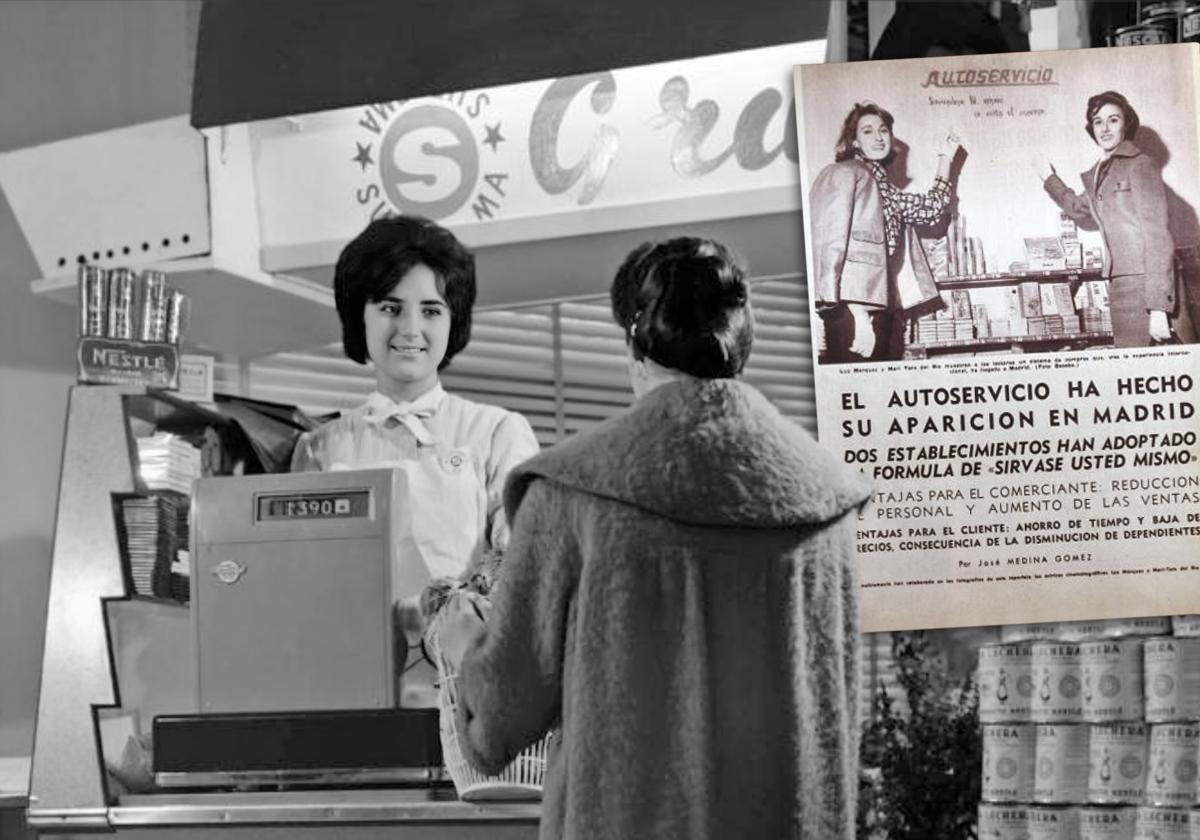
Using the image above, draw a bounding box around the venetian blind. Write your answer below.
[213,275,817,442]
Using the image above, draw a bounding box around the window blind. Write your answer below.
[213,274,817,443]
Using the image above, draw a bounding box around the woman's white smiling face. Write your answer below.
[854,113,892,161]
[1091,103,1126,154]
[364,263,450,400]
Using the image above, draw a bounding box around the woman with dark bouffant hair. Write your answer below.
[290,215,539,705]
[1034,90,1195,346]
[439,237,872,840]
[810,101,962,363]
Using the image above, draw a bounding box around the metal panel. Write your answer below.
[191,472,399,714]
[192,0,828,128]
[29,386,139,826]
[0,117,210,279]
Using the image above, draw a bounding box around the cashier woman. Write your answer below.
[290,216,540,701]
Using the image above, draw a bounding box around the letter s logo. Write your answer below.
[378,105,478,218]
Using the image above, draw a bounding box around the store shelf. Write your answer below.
[935,268,1102,289]
[112,788,539,827]
[905,331,1113,359]
[30,258,337,360]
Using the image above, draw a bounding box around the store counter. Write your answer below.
[28,388,542,839]
[42,789,539,839]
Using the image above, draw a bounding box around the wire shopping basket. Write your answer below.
[424,604,551,801]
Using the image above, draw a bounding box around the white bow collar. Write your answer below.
[363,384,446,445]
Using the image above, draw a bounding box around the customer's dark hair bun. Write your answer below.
[610,237,753,378]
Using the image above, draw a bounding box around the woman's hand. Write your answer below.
[1031,153,1054,182]
[1149,310,1173,343]
[936,129,962,159]
[436,590,490,671]
[847,303,876,358]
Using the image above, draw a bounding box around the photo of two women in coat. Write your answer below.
[810,90,1198,364]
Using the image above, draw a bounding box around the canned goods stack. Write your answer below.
[1110,0,1184,45]
[77,265,189,346]
[977,616,1200,839]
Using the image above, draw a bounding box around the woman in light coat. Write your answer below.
[1035,90,1195,346]
[440,237,873,840]
[810,101,961,362]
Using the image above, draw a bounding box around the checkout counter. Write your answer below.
[27,385,540,838]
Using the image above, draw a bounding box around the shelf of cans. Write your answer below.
[978,615,1200,839]
[78,265,187,344]
[1112,1,1200,46]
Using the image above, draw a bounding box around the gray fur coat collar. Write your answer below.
[505,377,872,529]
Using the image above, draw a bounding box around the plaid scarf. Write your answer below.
[858,153,951,257]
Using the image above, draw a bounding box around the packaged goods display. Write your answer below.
[75,264,189,389]
[976,618,1200,837]
[904,207,1110,357]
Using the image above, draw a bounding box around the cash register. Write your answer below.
[153,469,444,788]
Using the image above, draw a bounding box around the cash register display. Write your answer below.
[255,489,372,522]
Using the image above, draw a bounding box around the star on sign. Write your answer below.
[353,141,374,171]
[483,123,505,153]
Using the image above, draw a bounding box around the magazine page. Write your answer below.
[793,44,1200,632]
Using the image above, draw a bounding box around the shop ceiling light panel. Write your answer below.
[0,115,210,280]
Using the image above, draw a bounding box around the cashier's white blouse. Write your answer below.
[290,383,540,581]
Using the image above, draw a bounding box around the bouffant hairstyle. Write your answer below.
[1085,90,1139,144]
[333,215,476,368]
[609,237,753,379]
[835,102,896,162]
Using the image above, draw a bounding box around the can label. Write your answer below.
[78,265,107,338]
[1081,639,1144,722]
[1183,9,1200,42]
[1145,637,1200,722]
[978,803,1028,839]
[1133,806,1190,839]
[1035,724,1090,804]
[980,643,1034,722]
[1114,23,1174,46]
[1172,615,1200,637]
[1142,0,1186,17]
[1033,642,1084,722]
[983,723,1036,802]
[1079,805,1137,840]
[106,268,137,340]
[1003,623,1062,643]
[1062,621,1110,642]
[139,270,168,342]
[1028,805,1079,840]
[1145,724,1199,807]
[1089,724,1148,804]
[1096,617,1172,638]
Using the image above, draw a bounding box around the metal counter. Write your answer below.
[111,789,539,826]
[29,388,541,839]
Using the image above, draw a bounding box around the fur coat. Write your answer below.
[454,378,873,840]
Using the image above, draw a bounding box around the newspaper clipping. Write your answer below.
[793,45,1200,632]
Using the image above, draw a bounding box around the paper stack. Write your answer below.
[136,433,202,495]
[118,491,190,601]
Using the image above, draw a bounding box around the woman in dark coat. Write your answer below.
[1036,90,1195,346]
[439,237,873,839]
[810,102,961,362]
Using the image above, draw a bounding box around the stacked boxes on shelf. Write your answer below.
[76,265,190,389]
[1077,281,1115,335]
[115,432,203,602]
[977,615,1200,839]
